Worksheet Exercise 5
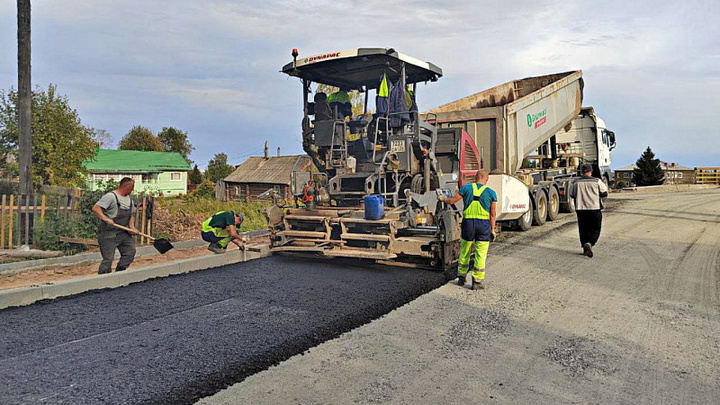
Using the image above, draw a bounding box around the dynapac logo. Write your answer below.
[305,52,341,63]
[527,108,547,129]
[511,204,527,210]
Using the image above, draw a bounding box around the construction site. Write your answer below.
[1,47,719,405]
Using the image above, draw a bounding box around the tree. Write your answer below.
[632,146,665,186]
[118,125,162,151]
[316,84,365,116]
[204,153,234,183]
[188,164,203,185]
[94,129,113,148]
[158,126,193,163]
[0,84,98,186]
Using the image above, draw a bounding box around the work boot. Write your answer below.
[583,243,594,258]
[472,279,485,290]
[457,275,466,286]
[208,243,225,254]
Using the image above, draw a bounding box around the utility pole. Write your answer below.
[18,0,32,196]
[17,0,32,247]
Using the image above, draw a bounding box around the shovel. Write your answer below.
[111,223,174,254]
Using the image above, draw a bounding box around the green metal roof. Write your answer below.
[84,149,191,173]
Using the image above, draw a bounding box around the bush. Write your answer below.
[36,189,105,254]
[615,181,626,189]
[192,179,216,199]
[155,196,268,233]
[35,212,97,254]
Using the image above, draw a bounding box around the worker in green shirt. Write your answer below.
[201,210,245,253]
[327,88,352,119]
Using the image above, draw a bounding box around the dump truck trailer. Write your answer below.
[424,71,614,230]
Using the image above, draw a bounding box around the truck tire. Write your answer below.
[565,196,576,214]
[532,190,547,226]
[515,207,533,231]
[547,187,560,221]
[561,189,575,213]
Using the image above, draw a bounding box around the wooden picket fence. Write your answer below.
[0,193,155,249]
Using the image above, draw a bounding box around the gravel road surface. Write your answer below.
[200,189,720,404]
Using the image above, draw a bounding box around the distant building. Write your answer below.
[222,155,313,202]
[614,161,695,185]
[84,149,191,196]
[695,167,720,185]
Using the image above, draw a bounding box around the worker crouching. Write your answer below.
[201,211,246,254]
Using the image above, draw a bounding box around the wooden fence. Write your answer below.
[0,193,155,249]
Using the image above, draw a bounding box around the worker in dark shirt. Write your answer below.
[568,164,609,257]
[201,210,245,253]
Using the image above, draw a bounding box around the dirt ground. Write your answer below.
[0,245,215,290]
[199,189,720,404]
[0,233,271,291]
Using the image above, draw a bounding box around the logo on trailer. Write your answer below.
[527,108,547,129]
[304,52,341,63]
[510,204,527,210]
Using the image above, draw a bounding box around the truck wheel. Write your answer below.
[515,207,533,231]
[561,193,575,214]
[566,196,576,214]
[532,190,547,226]
[547,187,560,221]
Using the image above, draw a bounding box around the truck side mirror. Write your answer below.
[607,130,616,150]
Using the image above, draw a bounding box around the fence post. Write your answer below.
[33,194,38,246]
[1,195,5,249]
[40,195,46,223]
[8,195,14,249]
[68,194,75,220]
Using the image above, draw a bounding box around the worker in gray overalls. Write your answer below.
[91,177,139,274]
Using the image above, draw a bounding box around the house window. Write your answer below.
[169,172,182,181]
[624,172,631,178]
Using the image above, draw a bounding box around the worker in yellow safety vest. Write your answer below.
[201,211,245,254]
[327,88,352,119]
[437,169,497,290]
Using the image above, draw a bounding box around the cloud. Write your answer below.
[1,0,718,168]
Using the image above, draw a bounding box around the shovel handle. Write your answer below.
[110,222,155,240]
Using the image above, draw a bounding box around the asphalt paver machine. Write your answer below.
[268,48,483,270]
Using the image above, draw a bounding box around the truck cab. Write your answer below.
[553,106,616,186]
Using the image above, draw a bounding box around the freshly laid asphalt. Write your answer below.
[0,255,448,404]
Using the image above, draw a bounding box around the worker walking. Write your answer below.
[568,164,608,257]
[92,177,139,274]
[201,211,245,253]
[438,169,497,290]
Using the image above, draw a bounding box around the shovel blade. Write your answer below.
[153,238,174,254]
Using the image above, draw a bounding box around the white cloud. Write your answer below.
[1,0,718,167]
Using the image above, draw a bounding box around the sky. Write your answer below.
[0,0,718,170]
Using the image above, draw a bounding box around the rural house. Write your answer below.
[84,149,191,196]
[614,161,696,186]
[222,154,313,202]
